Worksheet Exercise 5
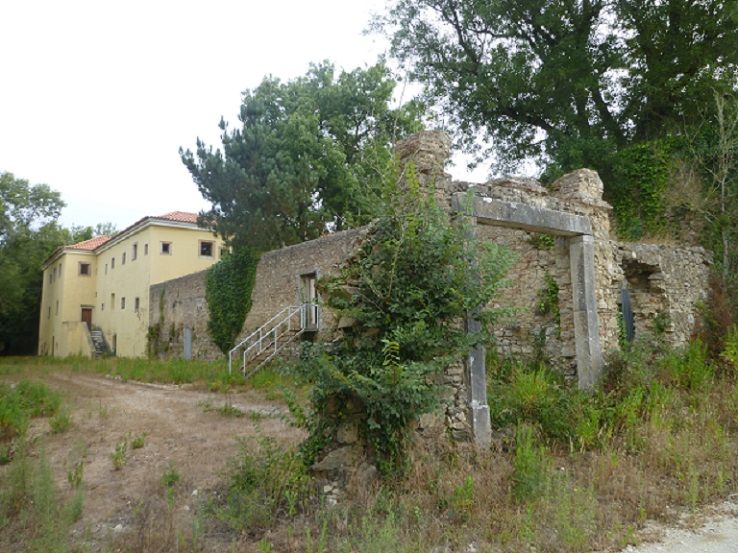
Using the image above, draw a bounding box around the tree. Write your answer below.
[181,62,424,251]
[378,0,738,177]
[0,172,67,354]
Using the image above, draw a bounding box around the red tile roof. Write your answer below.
[69,235,113,250]
[154,211,199,224]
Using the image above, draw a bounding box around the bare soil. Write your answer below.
[2,372,304,551]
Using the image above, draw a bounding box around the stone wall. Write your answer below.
[149,270,220,360]
[149,227,369,361]
[616,243,711,346]
[149,130,712,447]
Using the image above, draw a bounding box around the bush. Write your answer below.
[301,166,513,476]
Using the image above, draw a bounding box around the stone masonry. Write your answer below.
[150,130,711,447]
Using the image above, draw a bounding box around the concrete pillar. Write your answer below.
[465,315,492,447]
[569,235,604,389]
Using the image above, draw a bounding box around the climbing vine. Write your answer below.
[610,140,674,240]
[300,165,514,476]
[205,247,259,354]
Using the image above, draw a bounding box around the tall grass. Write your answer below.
[0,447,83,553]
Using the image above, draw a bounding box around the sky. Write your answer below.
[0,0,487,230]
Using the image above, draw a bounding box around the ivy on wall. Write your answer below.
[205,247,259,354]
[609,140,674,240]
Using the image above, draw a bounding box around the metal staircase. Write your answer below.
[228,303,320,378]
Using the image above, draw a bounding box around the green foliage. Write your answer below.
[212,438,312,533]
[536,272,560,323]
[300,166,513,476]
[0,172,67,354]
[205,246,259,354]
[111,439,127,470]
[610,140,673,239]
[181,62,424,251]
[721,327,738,370]
[379,0,738,176]
[0,381,61,441]
[528,233,555,251]
[512,423,549,502]
[161,465,181,489]
[49,410,71,434]
[0,448,83,552]
[131,434,146,449]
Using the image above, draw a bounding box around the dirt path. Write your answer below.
[616,503,738,553]
[5,372,304,550]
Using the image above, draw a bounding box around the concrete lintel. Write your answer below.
[569,235,604,389]
[452,194,593,236]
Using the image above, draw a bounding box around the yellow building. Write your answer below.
[38,212,225,358]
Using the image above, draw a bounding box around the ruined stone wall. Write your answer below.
[616,243,711,346]
[477,226,572,375]
[149,227,368,360]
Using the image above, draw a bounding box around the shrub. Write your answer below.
[213,438,312,534]
[301,166,513,476]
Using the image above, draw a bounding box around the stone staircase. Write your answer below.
[89,328,111,357]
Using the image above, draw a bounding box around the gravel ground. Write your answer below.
[619,503,738,553]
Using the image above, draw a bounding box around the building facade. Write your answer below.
[38,212,225,357]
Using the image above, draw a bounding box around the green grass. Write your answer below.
[0,380,62,441]
[0,356,308,400]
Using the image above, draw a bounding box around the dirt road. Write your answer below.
[10,372,304,549]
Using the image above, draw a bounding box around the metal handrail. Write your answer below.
[227,304,309,375]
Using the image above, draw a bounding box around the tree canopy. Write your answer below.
[181,62,424,251]
[0,172,66,354]
[378,0,738,175]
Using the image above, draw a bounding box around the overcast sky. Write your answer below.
[1,0,486,230]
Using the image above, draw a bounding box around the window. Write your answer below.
[55,300,59,316]
[144,243,149,255]
[122,252,126,265]
[79,262,91,276]
[121,297,126,310]
[111,293,115,310]
[111,257,115,269]
[48,273,52,284]
[199,241,214,257]
[101,303,105,311]
[132,243,138,261]
[134,297,140,311]
[47,306,51,319]
[105,263,108,274]
[161,242,171,255]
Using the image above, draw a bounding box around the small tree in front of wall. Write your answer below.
[301,165,514,476]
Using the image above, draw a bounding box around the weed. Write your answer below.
[131,433,146,449]
[0,380,62,440]
[50,410,72,434]
[111,439,128,471]
[512,423,549,502]
[212,438,312,534]
[67,460,84,490]
[161,465,181,489]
